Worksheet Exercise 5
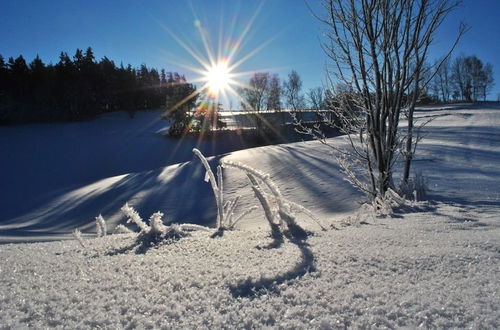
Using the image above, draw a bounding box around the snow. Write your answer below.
[0,103,499,327]
[0,211,498,328]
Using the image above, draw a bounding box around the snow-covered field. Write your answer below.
[0,103,499,328]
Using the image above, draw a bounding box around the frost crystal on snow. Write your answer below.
[113,224,133,234]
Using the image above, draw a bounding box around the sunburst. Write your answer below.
[158,2,275,111]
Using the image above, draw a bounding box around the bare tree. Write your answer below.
[451,55,468,100]
[432,57,452,102]
[267,74,282,110]
[239,72,270,132]
[480,63,494,100]
[451,55,495,101]
[304,0,465,201]
[466,57,494,101]
[307,87,325,110]
[240,72,270,111]
[283,70,305,111]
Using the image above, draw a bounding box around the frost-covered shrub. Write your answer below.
[371,173,428,216]
[149,211,167,235]
[399,171,427,201]
[119,202,210,247]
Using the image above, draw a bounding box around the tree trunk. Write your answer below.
[403,100,415,183]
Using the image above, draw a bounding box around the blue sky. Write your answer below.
[1,0,499,105]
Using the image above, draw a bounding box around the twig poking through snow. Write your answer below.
[95,214,107,237]
[246,173,280,230]
[149,211,167,235]
[72,229,85,248]
[229,206,258,230]
[283,199,327,231]
[116,204,211,247]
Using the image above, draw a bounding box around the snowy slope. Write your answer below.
[409,103,500,205]
[0,103,499,328]
[0,110,359,242]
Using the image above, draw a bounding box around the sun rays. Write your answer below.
[156,1,273,111]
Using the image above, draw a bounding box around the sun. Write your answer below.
[205,61,231,96]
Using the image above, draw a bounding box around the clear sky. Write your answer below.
[1,0,499,106]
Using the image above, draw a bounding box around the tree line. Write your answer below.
[429,54,494,102]
[238,53,494,116]
[239,70,324,112]
[0,47,196,125]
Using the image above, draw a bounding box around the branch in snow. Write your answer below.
[247,173,279,228]
[193,149,252,231]
[193,148,223,228]
[283,199,327,231]
[371,188,407,216]
[228,205,258,230]
[223,196,240,225]
[223,160,308,239]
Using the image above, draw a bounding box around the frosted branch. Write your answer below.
[121,203,149,233]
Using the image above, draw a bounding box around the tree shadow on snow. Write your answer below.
[266,145,363,214]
